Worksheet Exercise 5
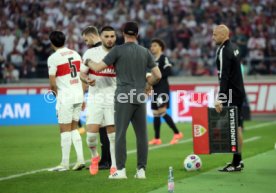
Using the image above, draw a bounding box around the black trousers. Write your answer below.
[99,127,111,165]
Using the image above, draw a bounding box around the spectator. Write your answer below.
[154,17,174,49]
[21,47,37,78]
[271,62,276,75]
[16,29,33,54]
[0,44,5,82]
[0,0,275,79]
[3,63,19,83]
[232,27,248,59]
[7,40,23,68]
[175,23,193,49]
[247,30,266,74]
[0,27,16,59]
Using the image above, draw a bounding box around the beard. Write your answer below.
[103,43,113,49]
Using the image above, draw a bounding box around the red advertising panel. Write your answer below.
[171,82,276,114]
[177,91,210,117]
[0,86,49,95]
[192,107,210,154]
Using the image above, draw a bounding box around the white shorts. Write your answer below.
[86,103,114,127]
[56,102,82,124]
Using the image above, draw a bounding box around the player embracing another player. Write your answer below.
[80,26,117,176]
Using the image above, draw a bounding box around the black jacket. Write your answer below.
[216,40,245,100]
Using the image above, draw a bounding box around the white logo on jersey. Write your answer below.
[234,49,239,56]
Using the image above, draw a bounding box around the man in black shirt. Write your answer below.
[148,38,183,145]
[213,24,245,172]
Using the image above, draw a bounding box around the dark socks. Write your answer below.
[99,128,111,165]
[153,117,161,139]
[232,153,242,166]
[162,114,179,133]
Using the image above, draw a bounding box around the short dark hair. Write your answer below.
[100,26,115,34]
[49,31,65,48]
[82,26,99,36]
[151,38,166,51]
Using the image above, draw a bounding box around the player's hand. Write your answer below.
[145,82,153,95]
[86,77,96,86]
[215,100,223,113]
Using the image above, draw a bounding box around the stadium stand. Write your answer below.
[0,0,275,83]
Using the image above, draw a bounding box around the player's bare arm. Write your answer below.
[85,59,108,72]
[147,66,162,86]
[80,72,88,83]
[49,75,57,96]
[144,73,152,95]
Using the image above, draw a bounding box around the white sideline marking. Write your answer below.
[245,120,276,131]
[243,136,261,143]
[0,121,273,182]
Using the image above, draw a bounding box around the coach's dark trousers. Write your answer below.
[115,102,148,170]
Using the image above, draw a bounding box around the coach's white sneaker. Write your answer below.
[48,164,69,172]
[108,168,127,179]
[134,168,146,179]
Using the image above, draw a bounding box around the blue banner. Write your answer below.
[0,95,57,126]
[0,94,172,126]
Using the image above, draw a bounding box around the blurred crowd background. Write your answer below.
[0,0,275,83]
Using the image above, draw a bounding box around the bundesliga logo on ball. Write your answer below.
[183,154,202,171]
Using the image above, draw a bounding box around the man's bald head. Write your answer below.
[212,24,230,45]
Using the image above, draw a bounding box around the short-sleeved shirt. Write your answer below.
[103,42,156,103]
[153,54,172,95]
[47,47,83,104]
[80,46,116,107]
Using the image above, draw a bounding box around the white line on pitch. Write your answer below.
[243,136,261,142]
[245,120,276,131]
[0,121,274,182]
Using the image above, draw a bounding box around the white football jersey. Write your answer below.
[48,47,83,104]
[81,46,116,106]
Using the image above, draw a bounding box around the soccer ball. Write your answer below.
[183,154,202,171]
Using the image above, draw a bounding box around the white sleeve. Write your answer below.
[80,63,89,73]
[81,51,90,74]
[47,56,57,76]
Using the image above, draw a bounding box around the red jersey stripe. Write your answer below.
[88,66,116,77]
[88,70,116,77]
[56,61,81,77]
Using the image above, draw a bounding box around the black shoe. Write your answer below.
[226,161,244,169]
[239,161,244,169]
[98,162,110,170]
[237,161,244,170]
[218,163,242,172]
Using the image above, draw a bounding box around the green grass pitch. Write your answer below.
[0,120,276,193]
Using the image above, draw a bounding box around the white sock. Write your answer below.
[86,132,99,158]
[108,132,116,168]
[71,129,85,164]
[61,132,72,167]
